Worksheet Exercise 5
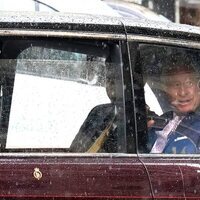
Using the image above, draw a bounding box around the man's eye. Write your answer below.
[185,81,193,87]
[169,82,180,88]
[175,82,180,87]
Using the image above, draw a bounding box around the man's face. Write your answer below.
[164,71,200,113]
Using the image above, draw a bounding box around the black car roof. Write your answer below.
[0,11,124,33]
[0,11,200,41]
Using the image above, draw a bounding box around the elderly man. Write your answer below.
[148,59,200,154]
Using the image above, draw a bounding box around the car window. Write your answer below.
[134,43,200,154]
[0,39,125,153]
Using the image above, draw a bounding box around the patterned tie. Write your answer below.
[150,115,183,153]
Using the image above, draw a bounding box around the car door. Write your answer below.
[0,28,152,199]
[127,25,200,199]
[178,158,200,198]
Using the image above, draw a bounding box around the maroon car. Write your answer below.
[0,10,200,200]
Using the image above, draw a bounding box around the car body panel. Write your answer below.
[139,156,185,198]
[140,156,200,198]
[0,154,152,199]
[178,157,200,198]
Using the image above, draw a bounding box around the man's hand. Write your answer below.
[147,119,155,128]
[146,104,156,128]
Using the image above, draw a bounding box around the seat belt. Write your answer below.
[86,115,116,153]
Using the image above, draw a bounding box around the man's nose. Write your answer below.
[178,85,188,96]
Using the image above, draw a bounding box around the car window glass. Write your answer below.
[0,39,125,153]
[135,44,200,154]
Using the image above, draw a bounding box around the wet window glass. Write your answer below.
[136,44,200,154]
[0,39,125,153]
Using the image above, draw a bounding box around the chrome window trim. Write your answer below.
[127,34,200,49]
[0,152,199,158]
[138,153,200,158]
[0,29,126,40]
[0,153,138,157]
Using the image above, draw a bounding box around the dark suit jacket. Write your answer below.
[148,111,200,154]
[70,103,117,152]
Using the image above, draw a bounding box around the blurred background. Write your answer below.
[124,0,200,26]
[1,0,200,26]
